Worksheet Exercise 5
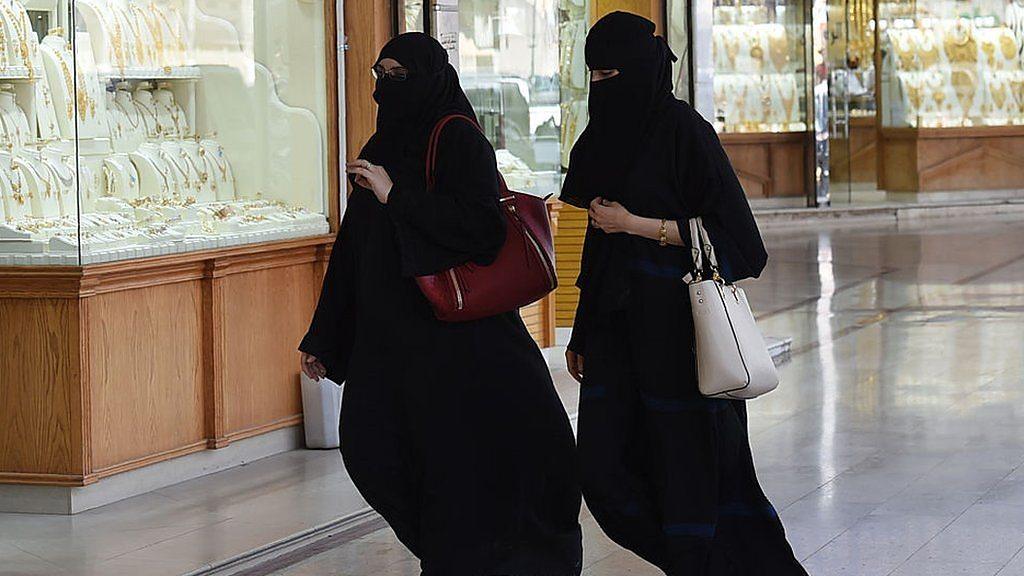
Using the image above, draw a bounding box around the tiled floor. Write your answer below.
[266,216,1024,576]
[3,216,1024,576]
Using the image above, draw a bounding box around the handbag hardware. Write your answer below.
[686,217,779,400]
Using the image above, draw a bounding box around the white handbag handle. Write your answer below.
[688,217,720,281]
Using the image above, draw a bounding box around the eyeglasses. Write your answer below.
[371,64,410,82]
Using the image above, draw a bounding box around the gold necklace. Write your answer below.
[94,6,127,72]
[892,31,917,71]
[1,3,30,73]
[152,4,186,55]
[723,32,740,69]
[944,22,977,65]
[918,33,940,70]
[748,31,765,71]
[180,148,208,184]
[14,157,52,200]
[160,148,195,191]
[990,78,1008,109]
[117,4,149,65]
[132,99,162,135]
[951,69,977,118]
[999,31,1018,61]
[55,48,97,120]
[768,28,789,72]
[134,3,166,64]
[777,78,796,122]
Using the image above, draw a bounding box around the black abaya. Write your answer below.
[300,34,582,576]
[562,13,806,576]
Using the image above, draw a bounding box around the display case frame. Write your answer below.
[0,0,342,513]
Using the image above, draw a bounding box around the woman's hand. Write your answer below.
[589,197,635,234]
[301,352,326,381]
[346,160,393,204]
[566,349,584,384]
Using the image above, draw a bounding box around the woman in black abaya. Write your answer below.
[299,33,582,576]
[562,12,807,576]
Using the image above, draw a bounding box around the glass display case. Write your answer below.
[709,0,809,133]
[457,0,562,197]
[879,0,1024,128]
[0,0,330,266]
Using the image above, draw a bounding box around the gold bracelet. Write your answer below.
[658,219,668,246]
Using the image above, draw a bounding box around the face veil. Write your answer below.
[359,32,476,172]
[561,11,677,208]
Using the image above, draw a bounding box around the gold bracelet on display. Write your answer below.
[658,219,668,247]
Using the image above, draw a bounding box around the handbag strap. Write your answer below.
[688,217,720,281]
[425,114,512,200]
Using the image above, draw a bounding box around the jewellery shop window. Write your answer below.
[710,0,809,133]
[0,0,330,266]
[879,0,1024,128]
[458,0,562,198]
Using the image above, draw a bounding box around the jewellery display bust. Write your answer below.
[0,0,329,265]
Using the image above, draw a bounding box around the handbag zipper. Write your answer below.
[508,202,556,289]
[448,269,464,310]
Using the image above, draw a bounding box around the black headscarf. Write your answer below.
[561,12,677,208]
[359,33,477,177]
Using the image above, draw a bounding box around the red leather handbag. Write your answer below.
[415,114,557,322]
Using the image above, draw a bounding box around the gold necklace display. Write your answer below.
[134,3,166,65]
[990,78,1009,110]
[891,31,917,71]
[131,99,162,135]
[152,3,187,56]
[951,69,977,120]
[747,30,765,71]
[943,21,978,65]
[999,31,1019,61]
[768,27,789,72]
[93,5,127,72]
[904,75,923,113]
[0,2,31,74]
[0,13,9,69]
[918,33,940,70]
[776,77,796,123]
[54,46,98,121]
[723,31,740,70]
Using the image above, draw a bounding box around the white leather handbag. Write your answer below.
[686,217,779,399]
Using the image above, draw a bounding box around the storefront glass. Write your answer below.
[0,0,332,266]
[707,0,809,133]
[879,0,1024,128]
[457,0,562,197]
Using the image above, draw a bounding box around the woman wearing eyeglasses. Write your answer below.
[299,33,583,576]
[561,12,806,576]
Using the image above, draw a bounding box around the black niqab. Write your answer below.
[561,12,676,207]
[360,32,476,175]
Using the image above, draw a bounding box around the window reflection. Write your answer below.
[458,0,562,196]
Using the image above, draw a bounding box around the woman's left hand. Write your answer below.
[346,160,393,204]
[589,197,635,234]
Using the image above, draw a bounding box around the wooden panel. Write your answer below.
[880,127,1024,192]
[219,264,318,439]
[88,282,205,473]
[344,0,392,167]
[593,0,664,31]
[554,205,587,327]
[721,131,810,198]
[0,298,80,479]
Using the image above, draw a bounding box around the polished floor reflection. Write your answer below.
[269,216,1024,576]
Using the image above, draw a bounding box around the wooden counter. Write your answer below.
[879,125,1024,192]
